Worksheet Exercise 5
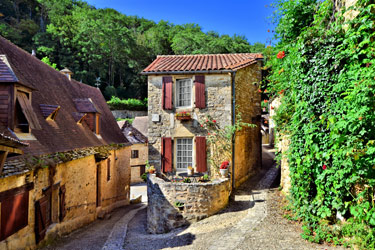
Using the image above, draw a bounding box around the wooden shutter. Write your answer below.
[59,185,66,222]
[35,191,51,243]
[0,190,29,241]
[161,137,173,173]
[16,92,42,130]
[162,77,173,110]
[196,137,207,172]
[195,76,206,109]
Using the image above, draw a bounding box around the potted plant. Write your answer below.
[198,174,210,183]
[174,201,185,211]
[147,165,156,174]
[175,111,191,121]
[219,160,229,177]
[187,166,194,176]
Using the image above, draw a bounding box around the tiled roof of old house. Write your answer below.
[0,55,19,82]
[120,121,147,144]
[132,116,148,137]
[0,35,129,158]
[0,131,28,148]
[142,53,263,74]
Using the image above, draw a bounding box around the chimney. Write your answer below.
[31,50,36,57]
[60,68,73,80]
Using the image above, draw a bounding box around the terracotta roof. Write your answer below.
[142,53,263,74]
[132,116,148,137]
[0,35,129,158]
[120,121,147,144]
[0,55,18,82]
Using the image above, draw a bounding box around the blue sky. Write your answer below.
[85,0,276,45]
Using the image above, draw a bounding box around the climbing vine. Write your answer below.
[268,0,375,248]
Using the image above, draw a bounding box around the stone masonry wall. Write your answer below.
[234,63,262,187]
[277,134,291,194]
[111,110,148,119]
[147,174,231,234]
[147,74,232,172]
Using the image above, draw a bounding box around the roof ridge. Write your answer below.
[156,53,260,58]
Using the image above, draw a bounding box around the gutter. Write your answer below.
[231,71,236,189]
[140,69,235,75]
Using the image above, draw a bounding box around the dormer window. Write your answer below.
[39,104,60,121]
[73,98,100,135]
[14,89,41,134]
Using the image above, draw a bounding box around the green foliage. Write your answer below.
[0,0,266,100]
[107,96,147,111]
[116,117,134,124]
[183,178,191,183]
[141,172,147,182]
[41,57,58,70]
[268,0,375,247]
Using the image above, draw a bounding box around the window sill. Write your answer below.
[14,132,37,141]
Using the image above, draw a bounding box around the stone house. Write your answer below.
[120,121,148,184]
[142,53,263,187]
[0,36,131,249]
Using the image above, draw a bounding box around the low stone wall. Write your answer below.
[278,133,291,194]
[111,110,147,119]
[147,174,231,234]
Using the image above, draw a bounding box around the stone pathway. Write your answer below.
[124,146,346,250]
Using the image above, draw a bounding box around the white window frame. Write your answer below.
[175,78,192,108]
[175,137,194,172]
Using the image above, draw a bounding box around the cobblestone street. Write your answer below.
[43,146,346,250]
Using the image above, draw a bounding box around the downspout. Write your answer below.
[231,71,236,189]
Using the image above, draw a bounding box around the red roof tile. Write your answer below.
[142,53,263,74]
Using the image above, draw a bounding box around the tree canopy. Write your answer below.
[0,0,266,99]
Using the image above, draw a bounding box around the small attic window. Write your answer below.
[15,90,41,133]
[72,112,87,124]
[39,104,60,121]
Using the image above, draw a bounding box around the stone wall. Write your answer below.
[233,63,262,187]
[147,74,232,172]
[130,143,148,184]
[0,146,131,249]
[147,174,231,234]
[111,110,148,119]
[277,134,291,194]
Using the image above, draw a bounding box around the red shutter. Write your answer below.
[195,76,206,108]
[161,137,173,173]
[162,77,173,110]
[0,190,29,241]
[196,137,207,172]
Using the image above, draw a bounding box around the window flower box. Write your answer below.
[175,111,191,121]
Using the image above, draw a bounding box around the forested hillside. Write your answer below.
[0,0,265,99]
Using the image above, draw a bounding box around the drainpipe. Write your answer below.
[231,71,236,189]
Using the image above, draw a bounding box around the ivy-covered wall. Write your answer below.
[268,0,375,248]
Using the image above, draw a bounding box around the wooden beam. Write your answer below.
[0,151,8,175]
[0,145,23,154]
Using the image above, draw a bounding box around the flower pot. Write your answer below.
[187,168,194,176]
[176,116,191,121]
[220,168,228,178]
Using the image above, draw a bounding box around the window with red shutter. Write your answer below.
[195,76,206,109]
[161,137,173,172]
[162,77,173,110]
[195,136,207,172]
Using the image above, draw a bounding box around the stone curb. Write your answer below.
[102,204,146,250]
[208,159,279,250]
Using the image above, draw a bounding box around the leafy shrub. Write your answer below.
[107,96,148,111]
[268,0,375,247]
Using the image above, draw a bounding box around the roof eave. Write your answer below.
[140,69,236,75]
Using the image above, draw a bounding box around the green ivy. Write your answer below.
[268,0,375,248]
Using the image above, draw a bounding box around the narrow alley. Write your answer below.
[42,146,346,250]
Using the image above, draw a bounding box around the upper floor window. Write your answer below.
[131,150,139,159]
[176,79,192,107]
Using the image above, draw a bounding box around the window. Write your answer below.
[131,150,139,159]
[176,79,192,107]
[176,138,193,170]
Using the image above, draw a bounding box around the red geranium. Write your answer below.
[323,164,327,170]
[213,120,216,123]
[277,51,285,59]
[220,160,230,169]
